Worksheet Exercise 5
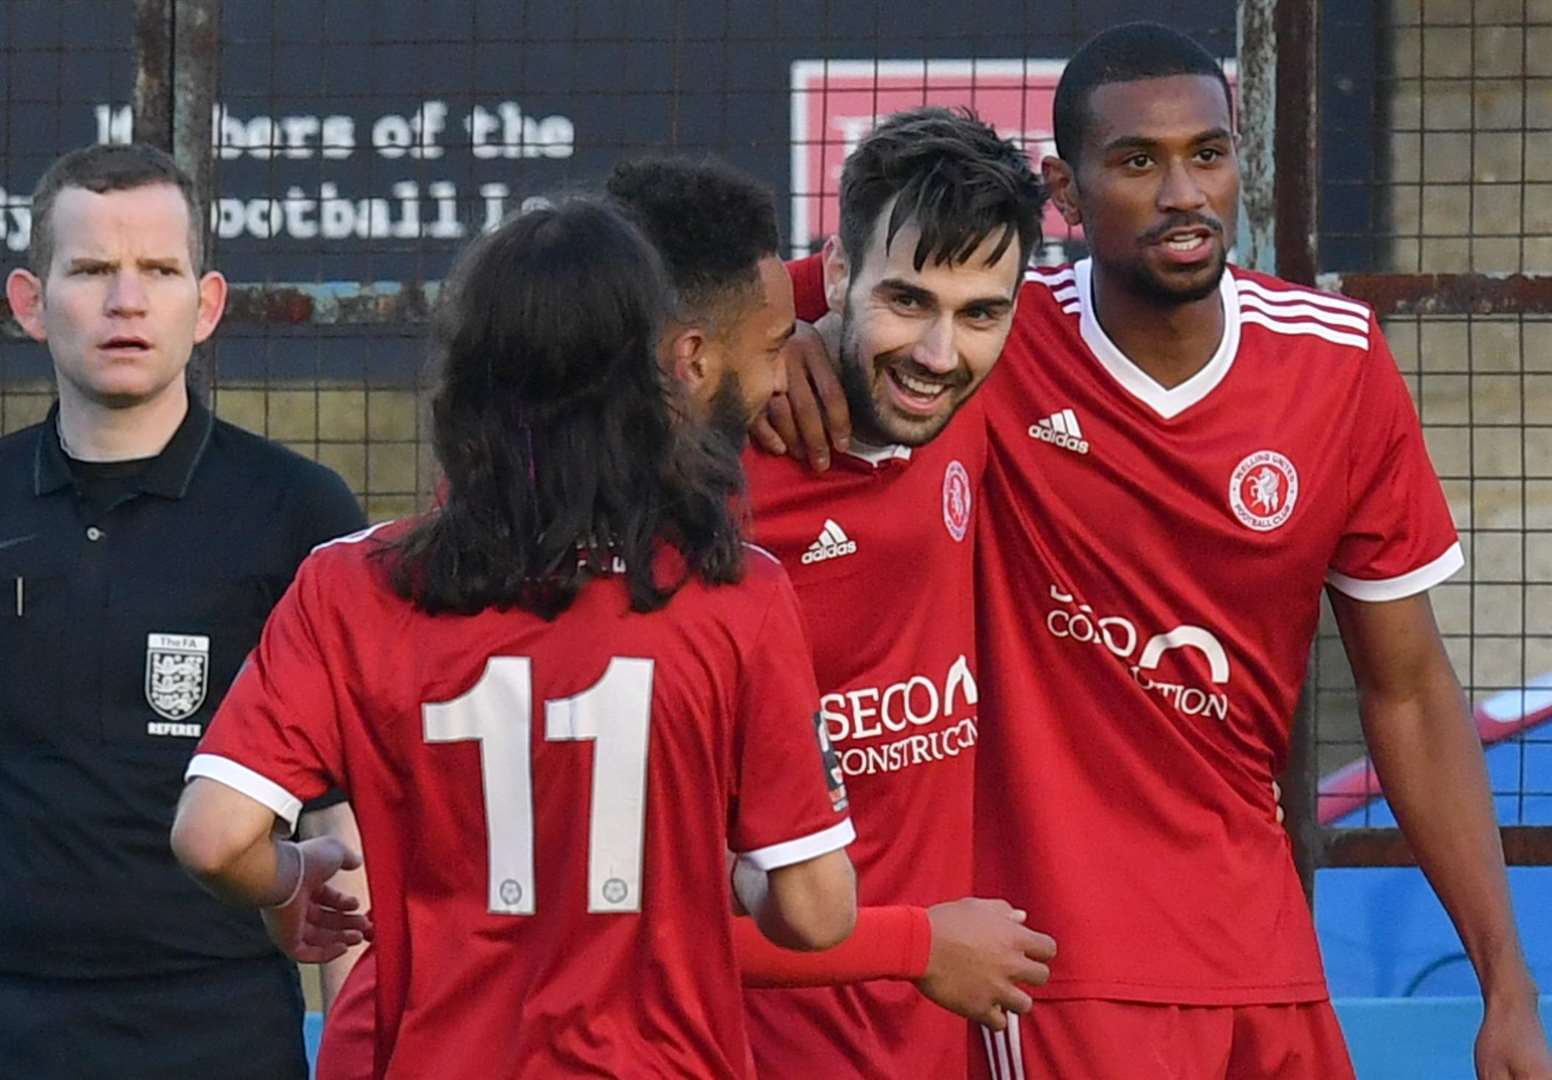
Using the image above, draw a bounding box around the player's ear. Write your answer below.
[663,323,710,394]
[1043,156,1083,228]
[821,234,849,315]
[5,268,48,343]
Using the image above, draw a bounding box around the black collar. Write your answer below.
[33,392,216,500]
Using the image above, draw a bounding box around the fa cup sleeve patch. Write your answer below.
[814,712,849,812]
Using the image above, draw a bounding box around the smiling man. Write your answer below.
[975,25,1549,1078]
[771,24,1552,1079]
[0,143,364,1079]
[740,108,1055,1079]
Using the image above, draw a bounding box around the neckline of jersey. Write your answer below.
[842,440,912,467]
[1074,257,1242,421]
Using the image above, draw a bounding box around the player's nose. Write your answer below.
[913,316,957,375]
[1157,158,1208,213]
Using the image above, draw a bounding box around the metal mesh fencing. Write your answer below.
[68,0,1239,518]
[1,0,1545,854]
[0,0,135,434]
[1313,0,1552,849]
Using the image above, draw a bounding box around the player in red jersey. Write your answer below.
[724,110,1055,1079]
[169,197,858,1080]
[771,24,1552,1079]
[310,153,1053,1080]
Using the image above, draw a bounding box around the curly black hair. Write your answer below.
[606,155,780,326]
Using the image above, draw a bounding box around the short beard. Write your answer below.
[706,368,752,450]
[1125,244,1228,306]
[835,309,970,448]
[835,308,895,446]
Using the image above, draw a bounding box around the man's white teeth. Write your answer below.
[1166,235,1206,251]
[894,370,946,397]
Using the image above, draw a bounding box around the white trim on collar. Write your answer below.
[1075,257,1241,420]
[843,440,913,465]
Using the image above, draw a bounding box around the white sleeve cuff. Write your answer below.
[1326,541,1464,602]
[185,753,305,834]
[739,818,855,871]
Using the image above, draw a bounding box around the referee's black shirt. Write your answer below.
[0,393,365,978]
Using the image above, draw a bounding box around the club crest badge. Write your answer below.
[943,459,972,542]
[145,633,210,721]
[1228,450,1299,532]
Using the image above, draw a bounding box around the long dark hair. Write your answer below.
[382,197,745,618]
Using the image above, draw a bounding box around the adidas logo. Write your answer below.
[1027,408,1091,455]
[801,519,858,564]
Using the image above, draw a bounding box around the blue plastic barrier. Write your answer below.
[303,997,1552,1078]
[1334,996,1552,1080]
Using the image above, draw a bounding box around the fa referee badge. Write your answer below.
[146,633,211,722]
[813,712,849,812]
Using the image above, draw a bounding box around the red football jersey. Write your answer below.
[974,260,1461,1020]
[188,521,853,1080]
[739,393,986,1078]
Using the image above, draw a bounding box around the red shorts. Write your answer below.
[973,999,1355,1080]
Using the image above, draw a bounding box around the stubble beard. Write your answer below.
[834,309,959,448]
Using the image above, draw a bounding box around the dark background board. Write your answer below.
[0,1,1388,383]
[207,0,1241,282]
[1,0,1398,285]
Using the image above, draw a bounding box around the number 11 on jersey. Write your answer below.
[423,656,655,916]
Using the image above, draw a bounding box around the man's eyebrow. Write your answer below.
[963,295,1015,313]
[875,277,1014,313]
[875,278,937,305]
[770,321,796,345]
[1101,127,1234,155]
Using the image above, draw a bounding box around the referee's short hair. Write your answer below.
[28,142,204,277]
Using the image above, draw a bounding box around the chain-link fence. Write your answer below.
[1308,2,1552,868]
[2,0,1547,940]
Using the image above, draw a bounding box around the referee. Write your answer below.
[0,144,366,1078]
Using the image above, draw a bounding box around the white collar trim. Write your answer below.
[844,440,912,466]
[1075,257,1241,420]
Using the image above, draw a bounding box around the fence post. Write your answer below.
[132,0,220,400]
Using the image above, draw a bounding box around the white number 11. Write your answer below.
[423,656,655,916]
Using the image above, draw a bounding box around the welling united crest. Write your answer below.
[145,633,210,721]
[942,459,972,542]
[1228,450,1299,532]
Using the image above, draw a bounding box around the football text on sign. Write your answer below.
[0,100,576,252]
